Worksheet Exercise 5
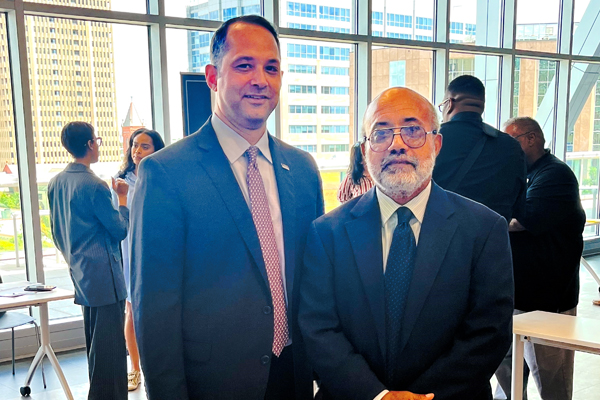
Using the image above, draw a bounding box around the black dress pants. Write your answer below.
[265,344,296,400]
[82,300,127,400]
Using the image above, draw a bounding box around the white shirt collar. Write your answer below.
[376,181,432,226]
[211,114,272,165]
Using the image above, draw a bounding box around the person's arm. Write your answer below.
[408,216,514,398]
[91,180,128,241]
[299,222,387,400]
[129,157,189,400]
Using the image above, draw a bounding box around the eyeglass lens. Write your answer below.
[370,126,426,152]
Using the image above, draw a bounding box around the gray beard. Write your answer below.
[367,150,436,199]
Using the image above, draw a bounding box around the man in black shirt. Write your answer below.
[494,117,585,400]
[433,75,526,222]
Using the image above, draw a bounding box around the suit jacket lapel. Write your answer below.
[398,183,457,354]
[345,189,387,357]
[269,138,296,306]
[193,119,269,288]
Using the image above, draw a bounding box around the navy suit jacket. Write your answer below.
[130,119,324,400]
[299,183,513,400]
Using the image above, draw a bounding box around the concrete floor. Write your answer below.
[2,256,600,399]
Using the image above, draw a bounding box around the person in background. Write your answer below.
[48,121,129,400]
[434,75,526,222]
[494,117,585,400]
[337,142,374,204]
[299,87,513,400]
[111,128,165,391]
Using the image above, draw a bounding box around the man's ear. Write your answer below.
[205,64,218,92]
[434,132,443,156]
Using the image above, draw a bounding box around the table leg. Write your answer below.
[21,303,74,400]
[581,257,600,287]
[511,333,525,400]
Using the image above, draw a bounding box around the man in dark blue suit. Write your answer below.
[299,87,513,400]
[130,16,323,400]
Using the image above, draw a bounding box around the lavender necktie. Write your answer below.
[246,146,289,357]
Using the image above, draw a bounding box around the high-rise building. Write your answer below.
[0,0,122,165]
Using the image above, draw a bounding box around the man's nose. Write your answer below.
[251,68,268,86]
[389,133,408,152]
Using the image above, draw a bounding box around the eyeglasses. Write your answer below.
[437,98,453,112]
[513,131,535,140]
[366,126,437,152]
[91,137,102,147]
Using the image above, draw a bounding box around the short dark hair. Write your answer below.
[118,128,165,178]
[61,121,94,159]
[210,15,279,68]
[447,75,485,101]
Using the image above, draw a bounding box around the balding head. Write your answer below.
[362,87,439,139]
[361,86,442,204]
[503,116,546,166]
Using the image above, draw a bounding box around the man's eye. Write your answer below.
[236,64,252,70]
[266,66,279,73]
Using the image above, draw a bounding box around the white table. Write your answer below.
[0,281,75,399]
[511,311,600,400]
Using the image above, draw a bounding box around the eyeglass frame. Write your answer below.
[512,131,536,140]
[437,98,454,113]
[365,126,438,152]
[90,137,102,147]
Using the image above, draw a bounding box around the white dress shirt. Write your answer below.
[373,181,432,400]
[211,114,288,304]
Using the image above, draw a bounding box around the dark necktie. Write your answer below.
[245,146,289,357]
[384,207,417,386]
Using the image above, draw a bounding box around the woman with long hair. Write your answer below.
[337,141,374,204]
[112,128,165,391]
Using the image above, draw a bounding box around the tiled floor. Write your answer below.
[2,256,600,400]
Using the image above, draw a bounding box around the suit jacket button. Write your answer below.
[261,355,270,365]
[263,306,272,314]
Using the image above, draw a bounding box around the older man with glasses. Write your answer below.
[299,87,514,400]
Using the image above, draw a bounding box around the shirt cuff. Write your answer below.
[374,390,389,400]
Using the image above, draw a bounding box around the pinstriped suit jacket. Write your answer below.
[48,162,128,307]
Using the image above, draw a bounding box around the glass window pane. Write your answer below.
[573,0,599,57]
[371,47,433,102]
[0,14,26,287]
[567,63,600,237]
[448,53,500,126]
[25,16,153,320]
[449,0,501,47]
[279,0,355,34]
[280,38,355,212]
[372,0,434,43]
[25,0,147,13]
[167,0,261,21]
[512,58,558,120]
[516,0,559,53]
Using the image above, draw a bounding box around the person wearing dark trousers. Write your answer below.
[493,117,585,400]
[48,121,129,400]
[130,15,323,400]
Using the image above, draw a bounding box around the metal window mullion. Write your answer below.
[147,0,170,144]
[501,0,516,49]
[7,0,44,283]
[554,59,571,161]
[499,54,515,126]
[433,0,449,105]
[354,0,370,142]
[558,0,574,56]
